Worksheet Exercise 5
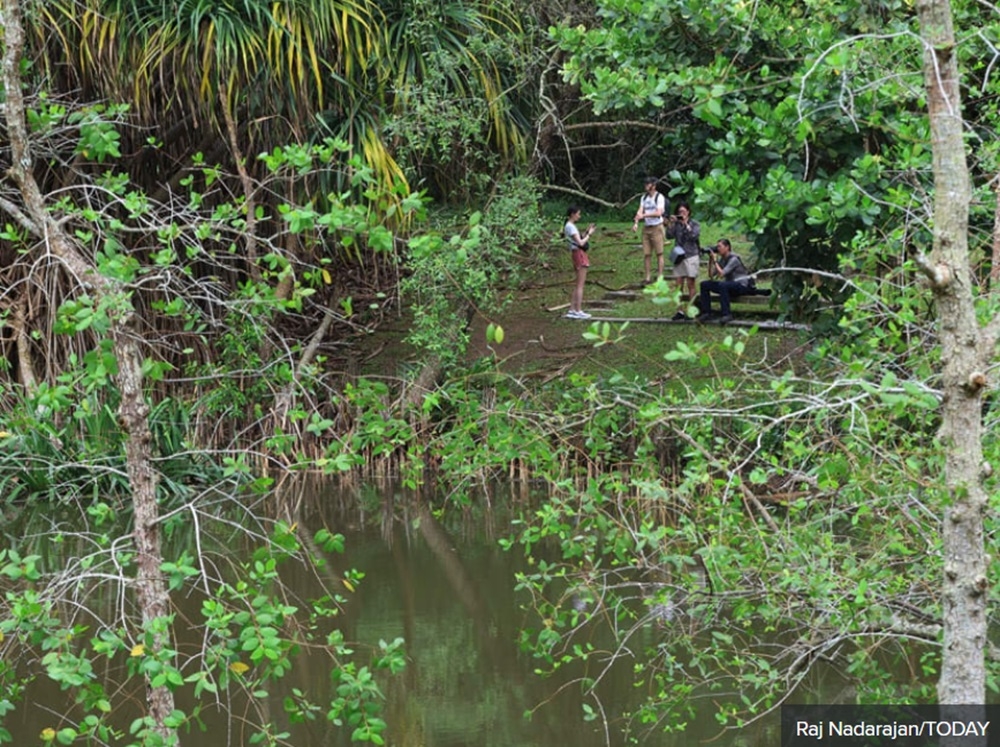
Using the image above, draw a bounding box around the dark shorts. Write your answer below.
[572,249,590,270]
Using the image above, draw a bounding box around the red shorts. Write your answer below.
[572,249,590,270]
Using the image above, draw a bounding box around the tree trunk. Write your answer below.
[115,324,176,737]
[916,0,989,705]
[12,301,37,390]
[992,180,1000,288]
[1,0,177,737]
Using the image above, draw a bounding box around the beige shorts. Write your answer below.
[673,255,700,279]
[641,224,664,257]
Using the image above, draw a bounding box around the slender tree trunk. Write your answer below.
[1,0,177,737]
[992,180,1000,288]
[916,0,989,705]
[220,84,262,284]
[12,301,37,389]
[115,324,176,737]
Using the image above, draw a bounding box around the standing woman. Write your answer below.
[564,205,594,319]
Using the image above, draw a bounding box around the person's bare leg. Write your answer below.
[657,253,664,280]
[573,267,587,312]
[644,253,651,283]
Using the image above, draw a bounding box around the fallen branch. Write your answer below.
[583,315,811,331]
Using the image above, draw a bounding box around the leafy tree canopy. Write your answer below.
[548,0,1000,312]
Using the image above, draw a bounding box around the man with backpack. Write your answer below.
[631,176,667,285]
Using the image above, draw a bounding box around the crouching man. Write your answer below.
[697,239,751,324]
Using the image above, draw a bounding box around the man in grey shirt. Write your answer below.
[697,238,751,324]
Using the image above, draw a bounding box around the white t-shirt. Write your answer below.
[564,220,583,250]
[640,192,665,226]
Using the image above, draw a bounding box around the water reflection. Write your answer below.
[291,483,786,747]
[6,482,818,746]
[304,490,603,747]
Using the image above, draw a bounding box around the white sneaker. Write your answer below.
[565,310,582,318]
[576,310,592,319]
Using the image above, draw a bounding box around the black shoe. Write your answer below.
[671,311,687,321]
[717,314,734,325]
[696,312,718,323]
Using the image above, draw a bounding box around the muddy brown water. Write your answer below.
[6,483,857,746]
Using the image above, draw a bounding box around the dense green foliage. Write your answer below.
[0,517,405,746]
[550,0,1000,310]
[3,0,1000,742]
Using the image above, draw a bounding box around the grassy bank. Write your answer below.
[364,220,814,383]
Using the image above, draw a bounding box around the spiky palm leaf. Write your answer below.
[32,0,529,193]
[42,0,376,123]
[377,0,528,165]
